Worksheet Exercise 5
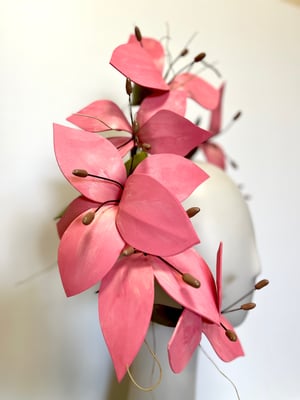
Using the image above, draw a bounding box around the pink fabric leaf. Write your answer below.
[57,196,98,238]
[98,253,154,381]
[209,83,225,134]
[170,73,221,110]
[128,34,165,74]
[203,314,244,362]
[137,91,187,127]
[110,43,169,91]
[53,124,126,203]
[117,174,200,256]
[201,142,226,170]
[138,110,213,156]
[107,136,134,158]
[134,153,209,202]
[66,100,131,133]
[58,205,125,296]
[152,248,219,323]
[168,309,203,373]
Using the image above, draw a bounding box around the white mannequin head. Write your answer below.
[183,162,261,326]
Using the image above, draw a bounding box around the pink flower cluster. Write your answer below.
[54,27,243,382]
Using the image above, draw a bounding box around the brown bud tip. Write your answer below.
[225,329,237,342]
[182,273,200,288]
[255,279,269,290]
[72,169,88,177]
[241,302,256,311]
[141,143,151,151]
[233,110,242,121]
[126,78,132,95]
[82,211,95,225]
[122,245,135,256]
[194,52,206,62]
[180,48,189,57]
[186,207,200,218]
[132,120,139,134]
[134,26,142,42]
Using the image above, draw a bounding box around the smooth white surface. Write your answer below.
[1,0,300,399]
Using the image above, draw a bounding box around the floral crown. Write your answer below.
[54,26,268,386]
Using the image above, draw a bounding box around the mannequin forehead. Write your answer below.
[184,162,261,326]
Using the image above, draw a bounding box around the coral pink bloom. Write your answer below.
[168,243,244,373]
[99,248,220,381]
[54,123,209,297]
[67,96,213,157]
[111,35,222,112]
[202,242,244,361]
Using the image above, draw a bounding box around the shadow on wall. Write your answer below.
[282,0,300,6]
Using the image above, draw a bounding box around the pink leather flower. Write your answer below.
[67,96,213,157]
[168,243,244,373]
[54,123,209,296]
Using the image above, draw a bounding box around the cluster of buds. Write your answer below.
[54,26,266,382]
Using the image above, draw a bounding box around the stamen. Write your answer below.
[141,143,151,151]
[157,256,200,289]
[222,302,256,314]
[194,52,206,62]
[222,278,269,313]
[72,169,124,190]
[221,322,238,342]
[220,110,243,134]
[186,206,200,218]
[134,26,143,43]
[126,78,132,95]
[81,200,120,225]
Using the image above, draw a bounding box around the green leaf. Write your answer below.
[125,151,148,175]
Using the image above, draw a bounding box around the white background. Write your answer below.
[1,0,300,399]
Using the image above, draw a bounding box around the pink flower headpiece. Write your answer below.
[54,26,268,384]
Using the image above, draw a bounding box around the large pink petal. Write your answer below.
[151,248,219,323]
[98,253,154,381]
[203,315,244,362]
[168,309,203,373]
[170,73,221,110]
[216,242,223,311]
[53,124,126,202]
[67,100,131,133]
[117,174,200,256]
[110,43,169,91]
[57,196,98,238]
[201,142,226,170]
[209,83,225,134]
[128,34,165,74]
[138,110,213,156]
[58,205,125,296]
[137,91,187,127]
[134,153,209,202]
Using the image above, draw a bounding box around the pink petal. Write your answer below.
[107,136,134,158]
[137,91,187,127]
[110,43,169,91]
[66,100,131,133]
[134,153,209,202]
[170,73,221,110]
[152,248,219,323]
[203,315,244,362]
[53,124,126,203]
[201,142,226,170]
[216,242,223,311]
[168,309,203,373]
[58,205,125,296]
[117,174,200,256]
[209,84,225,134]
[138,110,213,156]
[57,196,98,238]
[128,34,165,74]
[98,253,154,381]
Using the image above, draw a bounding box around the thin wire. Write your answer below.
[127,339,163,392]
[200,346,241,400]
